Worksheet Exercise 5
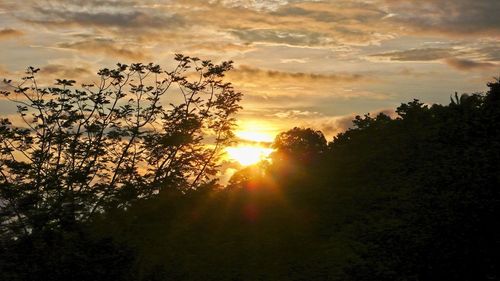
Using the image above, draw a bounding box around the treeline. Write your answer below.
[1,79,499,280]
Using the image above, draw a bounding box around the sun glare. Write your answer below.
[229,122,277,166]
[235,121,277,143]
[226,146,274,166]
[235,131,275,143]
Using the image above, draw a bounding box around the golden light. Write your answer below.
[235,120,277,143]
[226,145,274,166]
[235,131,274,143]
[227,121,277,166]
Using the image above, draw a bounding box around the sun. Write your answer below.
[227,121,277,166]
[226,145,274,166]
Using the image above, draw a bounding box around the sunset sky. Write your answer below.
[1,0,498,141]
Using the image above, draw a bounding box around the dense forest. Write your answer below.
[0,61,499,280]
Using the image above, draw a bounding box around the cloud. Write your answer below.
[384,0,500,36]
[273,2,385,24]
[22,0,185,31]
[185,42,253,53]
[444,58,498,71]
[227,66,385,120]
[371,48,455,61]
[230,29,331,47]
[315,115,355,138]
[475,46,500,62]
[10,0,499,53]
[7,0,391,51]
[213,0,293,11]
[0,28,23,40]
[271,109,321,119]
[58,38,147,60]
[41,64,92,78]
[231,65,369,84]
[280,58,308,64]
[370,46,499,72]
[309,108,398,139]
[188,0,393,47]
[41,10,183,29]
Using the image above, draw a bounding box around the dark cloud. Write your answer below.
[385,0,500,36]
[371,46,500,72]
[371,48,455,61]
[444,58,497,71]
[231,65,368,83]
[0,28,23,40]
[24,1,185,30]
[273,3,386,24]
[40,10,182,29]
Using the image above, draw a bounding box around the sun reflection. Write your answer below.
[226,145,274,166]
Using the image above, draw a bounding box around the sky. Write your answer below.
[0,0,499,139]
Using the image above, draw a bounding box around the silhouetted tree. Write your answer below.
[0,55,241,237]
[272,127,326,163]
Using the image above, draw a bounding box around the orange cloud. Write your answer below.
[0,28,23,40]
[58,38,148,60]
[231,65,370,84]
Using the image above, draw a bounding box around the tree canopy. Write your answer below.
[272,127,327,163]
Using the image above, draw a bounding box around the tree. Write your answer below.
[272,127,327,163]
[0,55,242,237]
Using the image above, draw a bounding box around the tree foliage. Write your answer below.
[272,127,327,163]
[0,55,241,237]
